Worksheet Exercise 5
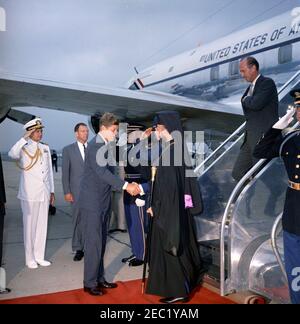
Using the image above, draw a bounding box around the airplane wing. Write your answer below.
[0,72,243,132]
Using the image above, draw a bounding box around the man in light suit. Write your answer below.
[79,113,141,296]
[62,123,89,261]
[232,57,279,181]
[8,118,54,269]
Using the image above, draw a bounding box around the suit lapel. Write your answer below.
[242,86,250,99]
[252,75,263,96]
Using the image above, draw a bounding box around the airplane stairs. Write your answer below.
[193,70,300,304]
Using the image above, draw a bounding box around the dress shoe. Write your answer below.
[27,261,38,269]
[36,260,51,267]
[73,250,84,261]
[121,255,135,263]
[0,288,11,295]
[128,258,144,267]
[84,286,103,296]
[159,296,189,304]
[98,281,118,289]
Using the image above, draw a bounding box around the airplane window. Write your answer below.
[278,44,293,64]
[229,60,239,76]
[210,66,219,81]
[168,66,174,73]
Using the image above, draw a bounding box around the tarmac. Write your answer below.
[0,161,143,300]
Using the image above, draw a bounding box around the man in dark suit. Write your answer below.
[79,113,141,296]
[0,153,6,268]
[232,57,279,181]
[51,150,58,173]
[62,123,89,261]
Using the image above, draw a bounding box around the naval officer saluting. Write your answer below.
[8,118,54,269]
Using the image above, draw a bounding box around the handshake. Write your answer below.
[126,182,142,196]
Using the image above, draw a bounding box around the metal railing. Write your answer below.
[271,213,288,283]
[220,158,267,295]
[194,122,245,175]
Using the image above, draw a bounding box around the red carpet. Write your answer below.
[0,280,235,304]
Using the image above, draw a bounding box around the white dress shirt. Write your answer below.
[77,141,88,161]
[249,74,261,96]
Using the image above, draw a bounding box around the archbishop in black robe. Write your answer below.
[145,111,203,303]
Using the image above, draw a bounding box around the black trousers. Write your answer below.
[232,136,259,182]
[53,161,58,172]
[0,204,5,266]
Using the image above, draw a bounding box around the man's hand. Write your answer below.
[50,193,55,206]
[273,108,296,130]
[64,193,74,203]
[147,207,154,217]
[126,183,141,196]
[141,128,153,140]
[23,129,35,140]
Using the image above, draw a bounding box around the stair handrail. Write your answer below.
[194,122,245,174]
[271,213,288,283]
[220,158,267,295]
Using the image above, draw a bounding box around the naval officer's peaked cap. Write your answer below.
[290,89,300,100]
[23,118,45,131]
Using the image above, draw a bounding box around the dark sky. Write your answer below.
[0,0,299,151]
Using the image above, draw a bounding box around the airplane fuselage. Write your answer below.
[129,10,300,106]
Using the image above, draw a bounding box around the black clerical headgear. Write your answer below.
[290,89,300,105]
[153,111,183,134]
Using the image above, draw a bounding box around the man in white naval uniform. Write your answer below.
[8,118,55,269]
